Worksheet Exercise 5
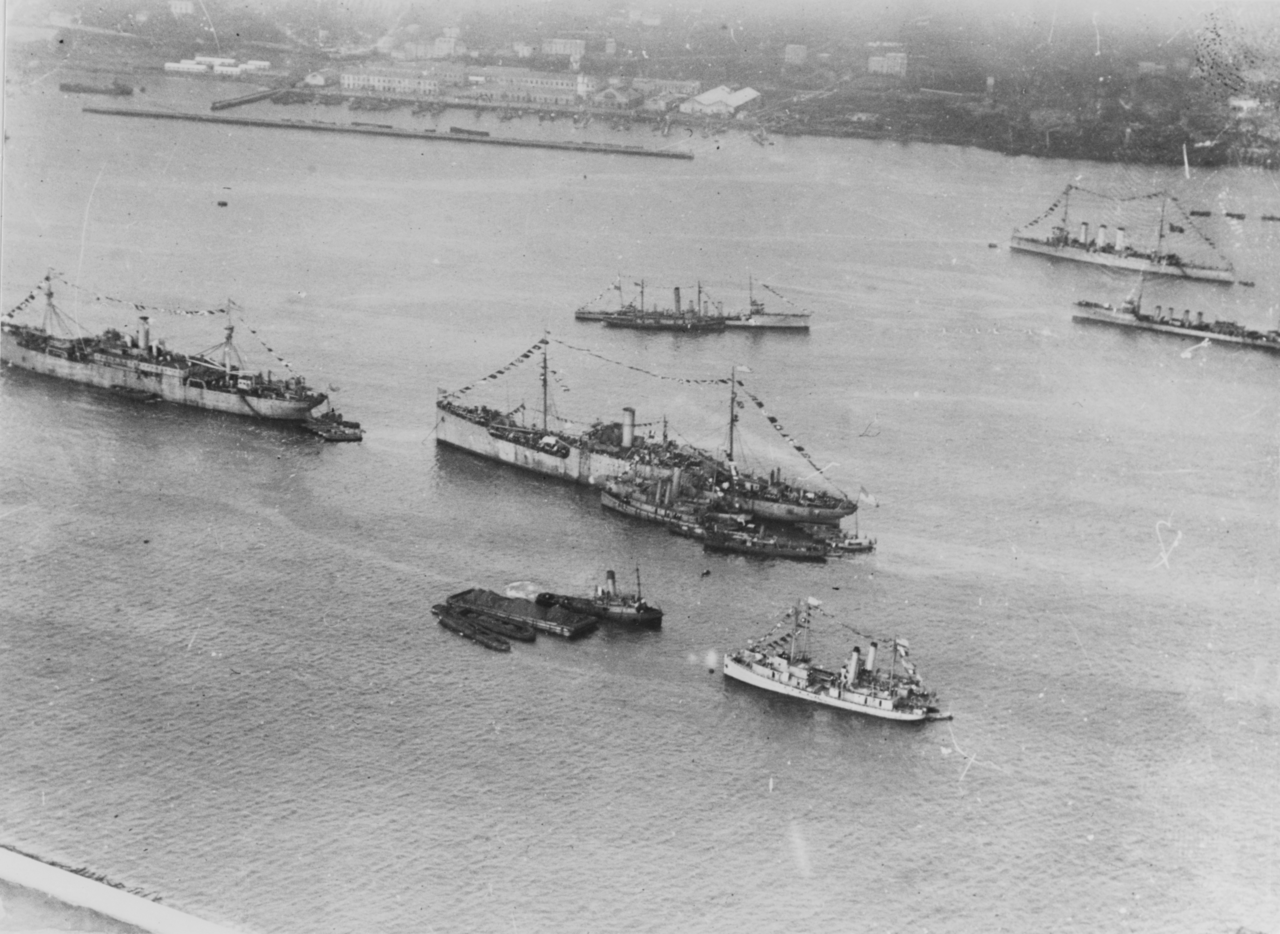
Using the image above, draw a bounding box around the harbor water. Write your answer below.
[2,75,1279,934]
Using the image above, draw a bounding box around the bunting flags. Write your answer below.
[4,288,41,319]
[233,316,298,375]
[737,382,830,480]
[51,274,228,317]
[446,336,549,400]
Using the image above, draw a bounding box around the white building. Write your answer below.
[678,85,760,116]
[868,52,907,76]
[168,0,193,16]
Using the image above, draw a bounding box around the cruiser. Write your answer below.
[1,273,326,420]
[1010,185,1236,283]
[723,598,951,722]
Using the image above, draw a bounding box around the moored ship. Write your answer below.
[59,80,133,96]
[1010,185,1236,284]
[600,285,725,333]
[2,273,327,420]
[723,598,951,722]
[535,569,663,626]
[1072,284,1280,354]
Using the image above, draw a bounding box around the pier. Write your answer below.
[210,87,280,111]
[81,106,695,160]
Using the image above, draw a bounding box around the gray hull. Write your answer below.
[1,340,321,420]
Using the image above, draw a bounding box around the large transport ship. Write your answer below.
[1010,185,1236,284]
[1,273,326,420]
[436,337,859,525]
[723,598,951,722]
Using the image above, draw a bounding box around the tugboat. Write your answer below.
[723,598,951,722]
[702,524,829,562]
[599,284,725,332]
[304,408,364,442]
[535,569,663,626]
[2,272,329,421]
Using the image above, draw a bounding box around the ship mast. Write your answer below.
[1156,194,1168,259]
[635,567,642,601]
[727,367,737,462]
[541,334,548,432]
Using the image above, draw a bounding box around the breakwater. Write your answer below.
[81,106,695,160]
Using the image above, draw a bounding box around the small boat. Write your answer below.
[304,409,364,442]
[703,526,828,563]
[431,604,511,652]
[535,569,663,626]
[722,598,951,722]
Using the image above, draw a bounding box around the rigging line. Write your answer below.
[73,164,108,338]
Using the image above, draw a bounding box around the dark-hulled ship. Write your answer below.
[1,273,326,420]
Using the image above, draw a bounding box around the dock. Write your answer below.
[210,87,280,111]
[81,107,695,160]
[446,588,598,639]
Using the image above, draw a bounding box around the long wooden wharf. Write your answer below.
[81,107,694,160]
[446,589,598,639]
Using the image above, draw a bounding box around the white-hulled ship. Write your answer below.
[2,273,326,420]
[1010,185,1236,283]
[723,598,951,722]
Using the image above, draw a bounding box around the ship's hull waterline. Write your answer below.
[1009,237,1236,283]
[722,656,934,721]
[1,340,321,420]
[435,404,665,486]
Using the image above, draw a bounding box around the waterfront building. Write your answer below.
[340,67,441,96]
[678,85,760,116]
[631,77,701,96]
[593,86,644,109]
[868,52,908,76]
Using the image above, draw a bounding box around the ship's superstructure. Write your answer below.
[723,599,950,721]
[1,273,326,420]
[1010,185,1236,283]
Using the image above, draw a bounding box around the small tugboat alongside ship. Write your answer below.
[1011,185,1237,284]
[2,273,330,421]
[723,598,951,722]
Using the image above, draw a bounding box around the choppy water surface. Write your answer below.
[2,75,1279,934]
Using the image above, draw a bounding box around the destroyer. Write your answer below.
[1010,186,1236,283]
[1073,282,1280,355]
[723,598,951,722]
[2,273,327,420]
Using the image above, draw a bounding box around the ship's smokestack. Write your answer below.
[622,407,635,448]
[1115,227,1126,252]
[866,641,877,671]
[605,570,617,596]
[1079,222,1089,244]
[140,316,150,355]
[669,467,681,505]
[1096,224,1108,248]
[847,647,862,685]
[673,286,681,315]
